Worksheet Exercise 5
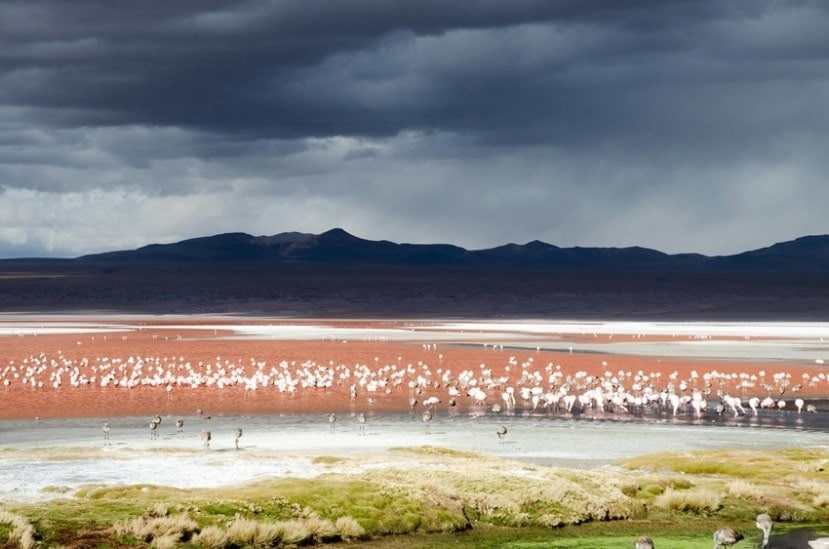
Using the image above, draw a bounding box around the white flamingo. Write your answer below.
[423,396,441,409]
[468,387,487,407]
[748,397,760,416]
[722,395,745,416]
[501,387,516,410]
[667,393,681,416]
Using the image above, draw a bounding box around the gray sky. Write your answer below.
[1,0,828,258]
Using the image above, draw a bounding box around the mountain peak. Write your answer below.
[68,230,829,272]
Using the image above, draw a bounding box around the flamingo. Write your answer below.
[357,413,366,435]
[748,397,760,416]
[423,396,441,409]
[468,387,487,406]
[101,422,111,446]
[501,387,516,410]
[722,395,745,416]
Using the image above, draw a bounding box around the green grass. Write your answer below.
[618,448,829,480]
[3,446,828,547]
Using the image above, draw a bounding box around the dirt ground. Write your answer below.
[0,318,825,420]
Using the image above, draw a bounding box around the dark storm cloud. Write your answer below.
[1,0,828,257]
[1,0,562,132]
[1,0,777,139]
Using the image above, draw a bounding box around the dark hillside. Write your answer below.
[2,231,828,319]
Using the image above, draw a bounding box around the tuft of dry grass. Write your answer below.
[111,514,199,547]
[191,525,227,549]
[653,487,722,514]
[726,479,771,503]
[225,517,289,546]
[794,478,829,507]
[0,510,36,549]
[148,501,169,518]
[335,515,366,540]
[299,509,338,541]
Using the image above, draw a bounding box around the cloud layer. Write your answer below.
[2,0,828,257]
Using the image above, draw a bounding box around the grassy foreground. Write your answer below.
[1,446,828,548]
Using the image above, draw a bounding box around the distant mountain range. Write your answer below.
[72,228,829,272]
[2,229,828,318]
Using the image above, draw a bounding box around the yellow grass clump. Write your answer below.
[653,487,722,513]
[111,514,200,547]
[335,515,366,540]
[0,510,36,549]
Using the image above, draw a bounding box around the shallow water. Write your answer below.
[1,317,828,506]
[1,406,827,502]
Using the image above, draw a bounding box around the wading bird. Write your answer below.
[713,527,743,549]
[755,513,772,548]
[422,409,433,434]
[635,535,654,549]
[201,429,211,449]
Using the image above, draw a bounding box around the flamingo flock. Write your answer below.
[0,336,826,425]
